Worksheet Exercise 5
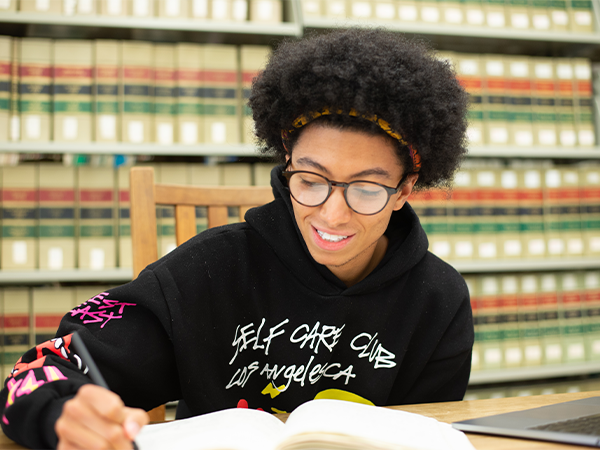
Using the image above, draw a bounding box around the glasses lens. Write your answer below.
[289,172,330,206]
[346,182,389,214]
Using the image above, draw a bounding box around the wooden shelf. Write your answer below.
[0,268,133,284]
[470,361,600,384]
[452,258,600,273]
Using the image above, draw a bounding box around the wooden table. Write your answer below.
[1,390,599,449]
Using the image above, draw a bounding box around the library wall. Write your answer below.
[0,0,599,392]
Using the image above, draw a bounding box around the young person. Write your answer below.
[0,28,473,450]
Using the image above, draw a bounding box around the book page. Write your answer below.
[278,400,475,450]
[137,408,284,450]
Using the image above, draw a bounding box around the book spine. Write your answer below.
[3,288,31,380]
[19,0,62,12]
[532,57,558,146]
[483,56,509,145]
[129,0,154,16]
[573,58,595,146]
[0,36,10,142]
[580,165,600,256]
[19,38,53,142]
[440,0,465,24]
[478,276,504,370]
[75,0,97,14]
[500,278,521,368]
[464,276,482,371]
[583,271,600,360]
[506,57,534,147]
[519,168,546,258]
[176,43,203,145]
[32,287,74,345]
[538,273,562,364]
[420,0,442,23]
[94,40,121,143]
[455,53,485,146]
[549,0,570,29]
[508,0,531,28]
[38,164,76,270]
[483,0,508,27]
[158,0,189,17]
[414,189,452,260]
[240,45,271,144]
[202,45,240,144]
[497,169,522,259]
[153,44,177,145]
[53,40,93,143]
[1,165,38,270]
[555,60,577,147]
[9,38,19,142]
[448,168,475,260]
[473,168,500,260]
[98,0,126,15]
[569,0,594,32]
[121,41,153,144]
[531,0,552,29]
[0,0,17,11]
[117,165,131,268]
[518,274,543,366]
[559,272,586,363]
[250,0,282,22]
[77,166,116,270]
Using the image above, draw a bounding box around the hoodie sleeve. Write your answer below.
[387,287,474,405]
[0,269,182,450]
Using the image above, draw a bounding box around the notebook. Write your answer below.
[452,396,600,447]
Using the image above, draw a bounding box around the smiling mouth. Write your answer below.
[317,229,349,243]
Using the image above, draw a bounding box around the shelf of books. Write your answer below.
[466,269,600,384]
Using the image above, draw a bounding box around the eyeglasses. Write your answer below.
[282,169,408,215]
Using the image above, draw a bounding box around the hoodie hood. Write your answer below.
[245,166,429,296]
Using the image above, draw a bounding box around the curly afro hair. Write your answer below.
[248,27,469,190]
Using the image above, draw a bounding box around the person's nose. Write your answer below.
[319,186,352,226]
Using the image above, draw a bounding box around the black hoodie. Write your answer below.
[0,167,473,449]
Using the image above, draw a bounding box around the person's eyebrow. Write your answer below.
[294,157,394,180]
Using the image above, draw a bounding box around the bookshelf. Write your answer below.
[2,0,600,388]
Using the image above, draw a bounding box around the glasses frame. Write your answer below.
[282,169,410,216]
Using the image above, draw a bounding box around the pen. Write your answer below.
[70,332,140,450]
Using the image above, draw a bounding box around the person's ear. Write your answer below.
[392,173,419,211]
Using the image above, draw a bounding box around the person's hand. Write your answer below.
[56,384,149,450]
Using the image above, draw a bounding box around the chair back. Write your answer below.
[128,165,274,420]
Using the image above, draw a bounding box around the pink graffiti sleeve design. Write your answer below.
[69,292,136,329]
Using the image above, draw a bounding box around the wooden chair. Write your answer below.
[129,166,274,421]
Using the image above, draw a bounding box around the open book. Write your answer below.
[136,399,475,450]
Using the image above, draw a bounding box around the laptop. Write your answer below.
[452,396,600,447]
